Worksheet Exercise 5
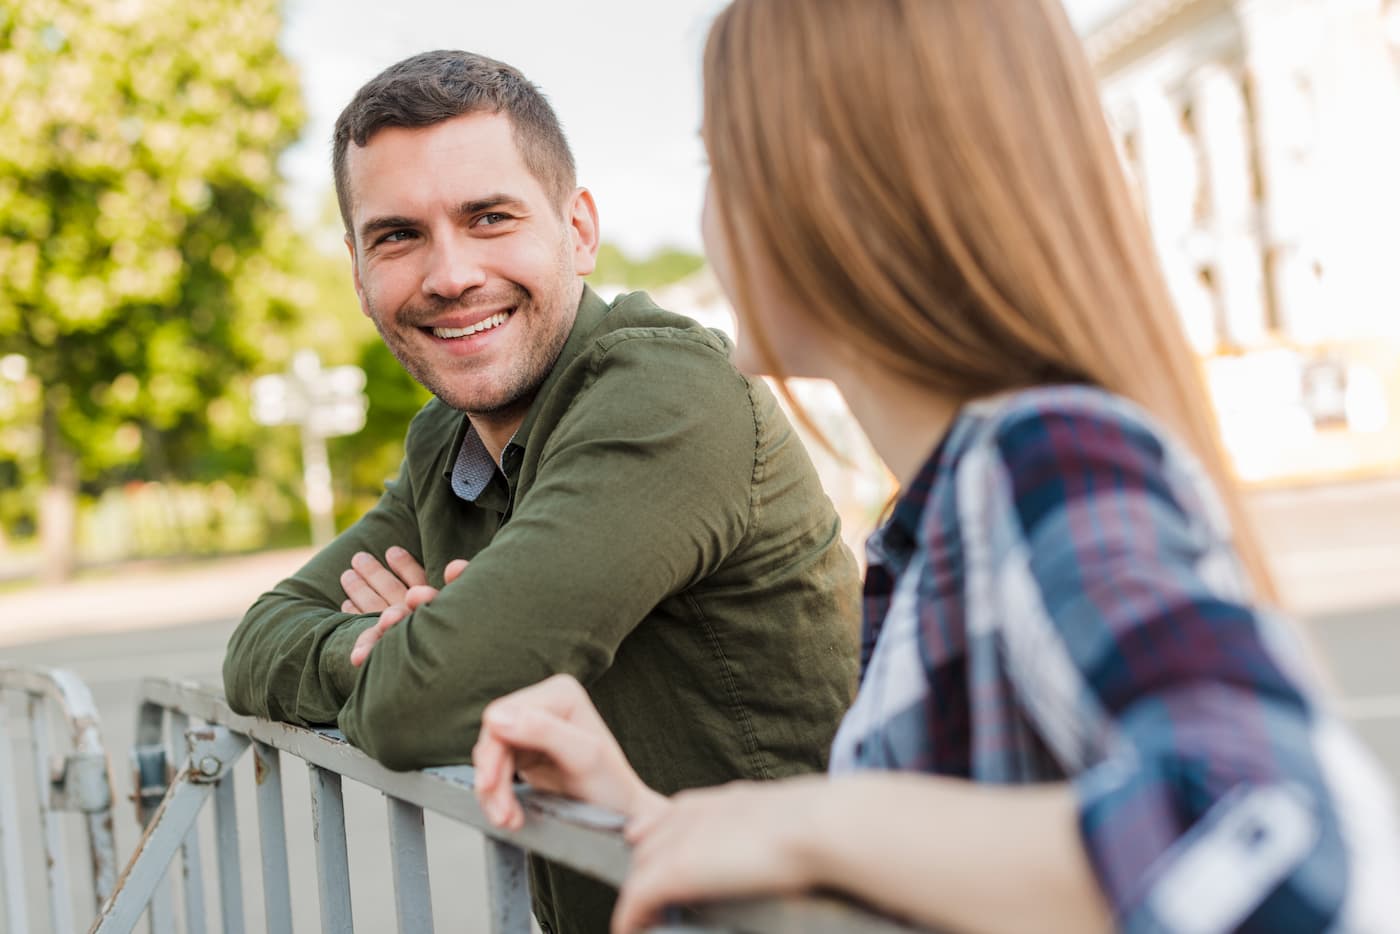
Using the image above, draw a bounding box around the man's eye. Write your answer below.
[381,230,414,243]
[478,212,510,226]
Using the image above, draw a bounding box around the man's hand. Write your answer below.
[339,546,428,614]
[349,556,468,667]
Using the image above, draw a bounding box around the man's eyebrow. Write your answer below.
[357,215,417,245]
[456,194,527,217]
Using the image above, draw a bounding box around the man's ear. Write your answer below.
[345,234,371,317]
[566,187,601,277]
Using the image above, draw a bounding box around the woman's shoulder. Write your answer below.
[944,384,1197,484]
[958,384,1165,452]
[940,383,1224,537]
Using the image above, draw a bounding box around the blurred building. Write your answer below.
[1088,0,1400,482]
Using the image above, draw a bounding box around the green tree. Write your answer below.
[590,243,705,291]
[0,0,304,579]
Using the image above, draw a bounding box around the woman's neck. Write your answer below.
[826,362,959,490]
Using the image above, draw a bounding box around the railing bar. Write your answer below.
[28,693,74,934]
[170,711,208,934]
[148,868,177,934]
[133,681,922,934]
[213,768,246,934]
[91,771,221,933]
[254,742,294,934]
[0,701,31,934]
[483,838,530,934]
[310,765,354,933]
[386,796,433,934]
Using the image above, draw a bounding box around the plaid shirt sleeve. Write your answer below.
[983,395,1399,933]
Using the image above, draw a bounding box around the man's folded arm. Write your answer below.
[222,475,422,725]
[338,336,756,770]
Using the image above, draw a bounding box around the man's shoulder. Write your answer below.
[587,290,734,359]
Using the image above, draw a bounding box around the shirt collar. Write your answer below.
[866,417,957,565]
[449,422,499,502]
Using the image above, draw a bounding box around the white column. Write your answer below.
[1238,0,1400,341]
[1189,63,1269,347]
[1131,82,1220,352]
[1236,0,1324,342]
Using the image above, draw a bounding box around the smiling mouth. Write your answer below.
[428,311,511,339]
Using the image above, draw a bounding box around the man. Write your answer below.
[222,50,859,934]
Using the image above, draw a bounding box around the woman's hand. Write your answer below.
[611,777,829,934]
[472,674,666,831]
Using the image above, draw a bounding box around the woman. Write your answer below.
[472,1,1400,931]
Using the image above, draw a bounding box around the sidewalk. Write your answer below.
[0,547,315,649]
[0,474,1398,651]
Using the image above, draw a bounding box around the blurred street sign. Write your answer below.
[252,350,367,437]
[251,350,367,546]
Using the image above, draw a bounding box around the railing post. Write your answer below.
[169,711,207,934]
[211,754,246,934]
[0,702,31,934]
[133,700,176,934]
[29,693,74,934]
[483,838,531,934]
[386,796,434,934]
[254,741,294,934]
[310,766,354,933]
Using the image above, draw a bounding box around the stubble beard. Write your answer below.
[369,279,579,418]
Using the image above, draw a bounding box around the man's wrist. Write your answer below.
[325,614,380,698]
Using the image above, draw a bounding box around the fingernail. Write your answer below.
[387,546,403,557]
[486,707,516,729]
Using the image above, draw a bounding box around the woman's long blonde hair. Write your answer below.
[702,0,1277,602]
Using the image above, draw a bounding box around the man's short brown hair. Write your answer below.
[332,50,577,233]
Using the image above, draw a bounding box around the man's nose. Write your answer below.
[421,234,487,300]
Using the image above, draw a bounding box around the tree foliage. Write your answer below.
[590,243,705,292]
[0,0,305,573]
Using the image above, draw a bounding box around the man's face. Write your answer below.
[344,112,598,416]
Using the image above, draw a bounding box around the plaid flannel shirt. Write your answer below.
[829,385,1400,932]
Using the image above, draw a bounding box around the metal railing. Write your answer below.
[97,677,921,934]
[0,664,119,934]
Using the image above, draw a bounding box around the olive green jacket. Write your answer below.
[222,287,860,934]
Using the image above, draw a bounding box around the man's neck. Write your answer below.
[468,406,529,467]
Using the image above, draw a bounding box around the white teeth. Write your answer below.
[432,312,509,339]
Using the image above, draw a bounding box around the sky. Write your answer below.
[279,0,1131,255]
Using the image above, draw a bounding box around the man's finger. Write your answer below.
[404,585,439,611]
[350,628,380,667]
[375,605,407,634]
[350,606,409,667]
[444,558,469,584]
[385,546,428,588]
[351,551,409,606]
[340,568,388,613]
